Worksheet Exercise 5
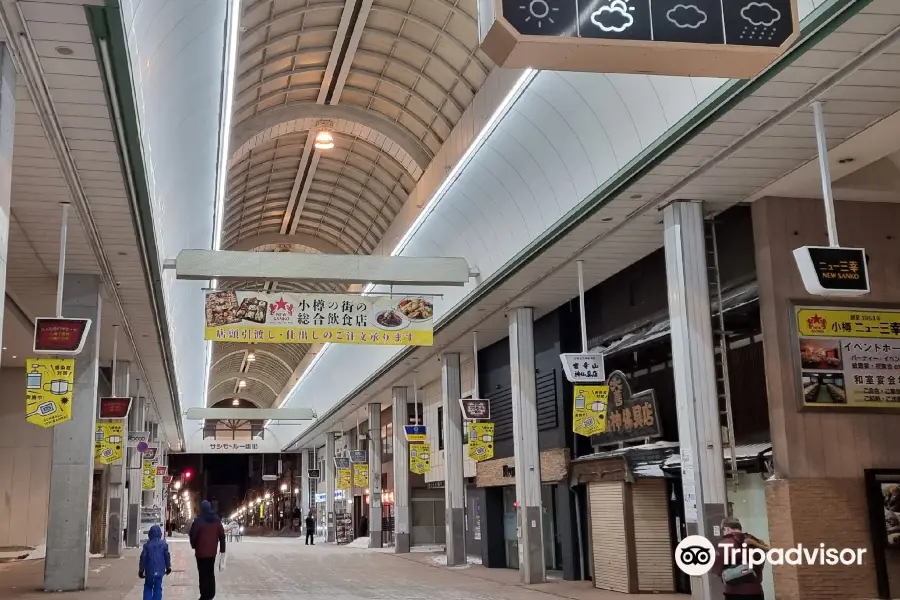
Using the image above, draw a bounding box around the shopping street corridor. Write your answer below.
[0,536,681,600]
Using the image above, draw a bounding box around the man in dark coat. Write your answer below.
[189,500,226,600]
[304,511,316,545]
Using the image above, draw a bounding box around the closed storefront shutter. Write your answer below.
[589,482,629,593]
[632,479,675,592]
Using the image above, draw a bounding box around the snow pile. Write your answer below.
[428,554,482,569]
[346,536,370,548]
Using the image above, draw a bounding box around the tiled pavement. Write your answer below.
[0,535,683,600]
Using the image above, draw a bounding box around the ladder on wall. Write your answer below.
[705,217,739,494]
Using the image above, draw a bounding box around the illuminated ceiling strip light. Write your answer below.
[203,0,242,416]
[269,68,537,427]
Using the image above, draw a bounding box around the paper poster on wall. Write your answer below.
[409,442,431,474]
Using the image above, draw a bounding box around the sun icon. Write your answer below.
[519,0,559,28]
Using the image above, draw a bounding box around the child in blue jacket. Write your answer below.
[139,525,172,600]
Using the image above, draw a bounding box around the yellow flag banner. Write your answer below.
[467,422,495,462]
[94,420,124,465]
[573,385,609,437]
[337,468,352,490]
[142,460,156,490]
[25,357,75,428]
[410,442,431,475]
[352,463,369,488]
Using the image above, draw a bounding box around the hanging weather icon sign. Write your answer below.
[591,0,634,33]
[666,4,707,29]
[738,1,782,42]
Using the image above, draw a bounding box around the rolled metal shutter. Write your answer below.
[589,482,629,593]
[632,479,675,592]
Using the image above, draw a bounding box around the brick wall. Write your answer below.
[475,448,568,487]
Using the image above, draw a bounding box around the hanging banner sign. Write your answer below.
[94,420,124,464]
[459,398,490,420]
[307,469,321,479]
[144,445,159,462]
[25,357,75,428]
[573,385,609,437]
[32,317,92,355]
[793,246,869,297]
[478,0,799,78]
[468,422,495,462]
[156,466,168,476]
[99,397,132,420]
[204,291,434,346]
[162,475,173,485]
[409,442,431,475]
[334,457,351,470]
[560,353,606,383]
[142,460,157,490]
[128,431,150,445]
[352,463,370,488]
[404,424,427,442]
[336,468,352,491]
[349,450,367,463]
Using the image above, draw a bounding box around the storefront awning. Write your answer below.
[573,441,680,480]
[662,442,773,473]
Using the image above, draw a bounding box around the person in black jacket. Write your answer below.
[189,501,226,600]
[304,512,316,545]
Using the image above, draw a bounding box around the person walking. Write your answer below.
[189,500,226,600]
[138,525,171,600]
[711,517,768,600]
[304,511,315,545]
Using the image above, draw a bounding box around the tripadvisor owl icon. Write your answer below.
[675,535,716,576]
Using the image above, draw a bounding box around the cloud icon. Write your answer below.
[741,1,781,27]
[666,4,707,29]
[591,0,634,33]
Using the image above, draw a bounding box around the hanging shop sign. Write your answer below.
[409,442,431,475]
[589,370,661,445]
[204,291,434,346]
[467,422,495,462]
[349,450,367,463]
[32,317,92,355]
[99,396,132,420]
[336,467,352,491]
[793,246,869,297]
[156,466,168,476]
[261,474,278,481]
[94,420,124,465]
[162,475,173,485]
[128,431,150,446]
[334,457,351,470]
[352,463,370,488]
[142,460,157,490]
[572,385,609,437]
[560,353,606,383]
[793,306,900,410]
[459,398,490,420]
[143,445,159,462]
[404,424,427,442]
[478,0,799,77]
[308,469,321,479]
[25,357,75,428]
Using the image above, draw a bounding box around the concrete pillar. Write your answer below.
[663,201,727,600]
[0,43,15,358]
[104,362,130,557]
[367,403,383,548]
[304,448,314,513]
[43,275,102,592]
[392,387,410,553]
[508,307,545,584]
[126,387,144,548]
[442,352,466,566]
[299,450,308,516]
[325,431,336,542]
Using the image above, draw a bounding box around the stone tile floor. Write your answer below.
[0,535,683,600]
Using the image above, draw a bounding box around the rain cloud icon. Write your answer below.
[666,4,707,29]
[591,0,635,33]
[741,1,781,27]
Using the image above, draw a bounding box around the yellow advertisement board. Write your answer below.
[94,420,124,465]
[204,291,434,346]
[467,422,495,462]
[25,357,75,428]
[797,308,900,339]
[410,442,431,475]
[142,460,157,491]
[573,385,609,437]
[352,463,369,488]
[337,467,352,491]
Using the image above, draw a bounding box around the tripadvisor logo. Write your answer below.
[674,535,867,576]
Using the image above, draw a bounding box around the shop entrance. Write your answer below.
[502,485,560,570]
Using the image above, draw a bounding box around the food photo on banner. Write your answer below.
[204,290,435,346]
[794,306,900,409]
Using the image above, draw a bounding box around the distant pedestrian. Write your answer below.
[359,514,368,537]
[305,512,316,545]
[189,500,226,600]
[139,525,171,600]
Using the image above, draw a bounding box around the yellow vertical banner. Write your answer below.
[337,467,352,490]
[409,442,431,475]
[94,420,125,464]
[142,460,156,490]
[467,422,495,462]
[25,357,75,428]
[352,463,369,488]
[573,385,609,437]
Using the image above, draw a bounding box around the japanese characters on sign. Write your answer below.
[404,425,427,442]
[793,246,869,297]
[94,420,124,465]
[99,397,132,420]
[349,450,367,463]
[143,445,159,462]
[336,468,352,491]
[156,466,168,476]
[352,463,370,488]
[334,457,351,470]
[591,389,661,446]
[32,317,92,354]
[410,442,431,475]
[307,469,321,479]
[25,357,75,428]
[162,475,173,485]
[573,385,609,437]
[467,422,495,462]
[459,398,491,420]
[796,307,900,409]
[560,353,606,383]
[204,291,434,346]
[142,460,157,491]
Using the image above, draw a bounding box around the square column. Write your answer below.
[663,201,727,600]
[0,43,15,358]
[442,352,466,566]
[325,431,336,542]
[392,387,410,553]
[126,386,144,547]
[44,274,102,592]
[105,361,130,556]
[508,307,545,584]
[368,403,383,548]
[300,450,310,515]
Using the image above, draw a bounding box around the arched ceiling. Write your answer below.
[209,0,493,408]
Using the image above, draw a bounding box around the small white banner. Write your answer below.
[560,353,606,383]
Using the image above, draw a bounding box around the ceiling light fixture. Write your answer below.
[314,120,334,150]
[246,352,256,362]
[55,46,73,56]
[232,399,240,406]
[238,379,247,388]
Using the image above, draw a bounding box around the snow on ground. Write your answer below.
[427,554,482,568]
